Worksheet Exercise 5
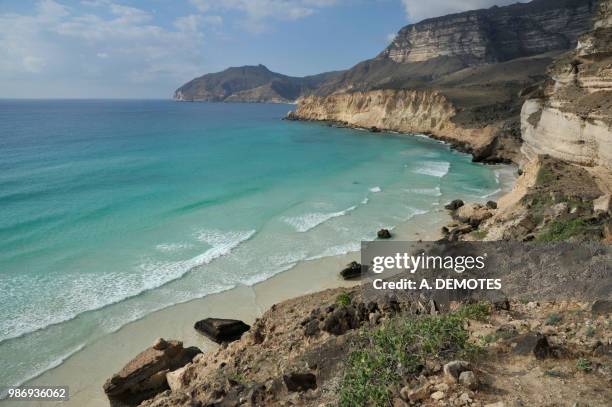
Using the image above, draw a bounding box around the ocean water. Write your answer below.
[0,100,504,389]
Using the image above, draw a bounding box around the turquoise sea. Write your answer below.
[0,100,504,389]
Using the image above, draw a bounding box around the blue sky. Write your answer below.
[0,0,523,98]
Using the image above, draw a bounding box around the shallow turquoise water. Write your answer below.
[0,100,502,388]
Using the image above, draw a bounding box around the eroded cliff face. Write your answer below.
[521,0,612,169]
[289,90,501,160]
[380,0,595,64]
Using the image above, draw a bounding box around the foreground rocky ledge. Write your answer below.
[105,283,611,407]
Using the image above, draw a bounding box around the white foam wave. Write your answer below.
[402,207,430,221]
[155,242,193,252]
[361,197,369,204]
[140,229,257,291]
[414,161,450,178]
[282,206,356,233]
[481,188,502,199]
[307,242,361,261]
[406,186,442,197]
[369,186,382,193]
[0,229,256,343]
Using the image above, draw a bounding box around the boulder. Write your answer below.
[377,228,392,239]
[283,372,317,392]
[591,299,612,316]
[445,199,465,211]
[303,319,320,337]
[443,360,471,383]
[322,305,360,335]
[166,366,188,392]
[370,126,381,133]
[459,371,478,390]
[486,200,498,209]
[340,261,362,280]
[103,339,201,405]
[400,384,430,402]
[194,318,250,343]
[513,332,552,359]
[454,203,493,227]
[431,391,446,400]
[447,224,474,241]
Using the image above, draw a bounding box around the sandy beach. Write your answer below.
[2,164,516,407]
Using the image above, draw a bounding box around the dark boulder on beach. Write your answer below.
[339,261,362,280]
[377,228,392,239]
[103,338,201,406]
[194,318,250,343]
[486,200,498,209]
[444,199,464,211]
[370,126,381,133]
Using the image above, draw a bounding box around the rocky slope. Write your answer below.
[108,286,611,406]
[521,0,612,169]
[174,65,341,103]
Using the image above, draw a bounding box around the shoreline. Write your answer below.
[1,139,517,407]
[2,209,449,407]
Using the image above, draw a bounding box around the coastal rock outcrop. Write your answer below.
[174,64,341,103]
[377,228,392,239]
[103,339,201,406]
[521,0,612,170]
[193,318,250,343]
[289,89,501,161]
[339,261,362,279]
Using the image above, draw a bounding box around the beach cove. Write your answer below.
[0,100,515,405]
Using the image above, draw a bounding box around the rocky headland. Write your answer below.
[174,65,341,103]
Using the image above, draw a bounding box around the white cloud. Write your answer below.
[401,0,528,23]
[190,0,339,32]
[0,0,210,97]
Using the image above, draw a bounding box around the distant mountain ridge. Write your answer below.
[174,64,341,103]
[174,0,595,102]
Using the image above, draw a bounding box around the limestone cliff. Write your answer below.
[289,89,499,160]
[521,0,612,169]
[381,0,595,64]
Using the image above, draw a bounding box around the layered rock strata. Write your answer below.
[521,0,612,169]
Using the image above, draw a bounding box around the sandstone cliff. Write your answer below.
[521,0,612,169]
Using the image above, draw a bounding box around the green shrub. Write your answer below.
[537,218,589,241]
[336,293,351,306]
[545,313,563,326]
[576,358,592,372]
[339,304,486,406]
[535,167,555,186]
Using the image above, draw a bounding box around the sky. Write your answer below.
[0,0,525,98]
